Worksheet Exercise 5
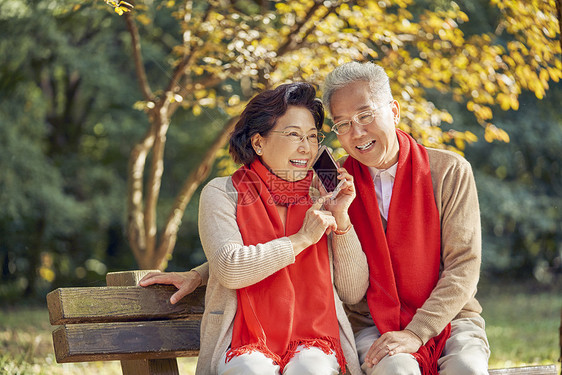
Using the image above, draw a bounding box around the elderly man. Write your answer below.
[322,61,489,375]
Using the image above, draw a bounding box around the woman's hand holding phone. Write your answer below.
[321,167,355,232]
[312,147,355,232]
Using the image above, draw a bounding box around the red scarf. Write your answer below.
[227,159,346,372]
[343,130,450,375]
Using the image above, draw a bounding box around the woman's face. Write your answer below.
[252,106,320,182]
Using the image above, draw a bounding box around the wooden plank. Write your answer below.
[488,365,557,375]
[106,269,187,375]
[121,359,179,375]
[47,285,205,325]
[106,270,160,287]
[52,320,200,363]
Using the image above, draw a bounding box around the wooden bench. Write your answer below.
[46,270,559,375]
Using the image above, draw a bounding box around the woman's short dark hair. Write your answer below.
[229,82,324,165]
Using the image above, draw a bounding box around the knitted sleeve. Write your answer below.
[198,177,296,290]
[405,149,483,344]
[331,227,369,305]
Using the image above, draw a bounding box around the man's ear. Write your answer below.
[251,133,264,155]
[391,100,400,125]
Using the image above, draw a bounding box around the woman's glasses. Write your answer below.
[270,130,325,145]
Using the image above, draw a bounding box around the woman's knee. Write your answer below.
[283,346,339,375]
[218,351,279,375]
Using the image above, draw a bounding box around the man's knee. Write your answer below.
[439,317,490,375]
[362,353,421,375]
[439,353,488,375]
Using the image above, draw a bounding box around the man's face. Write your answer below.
[330,81,400,169]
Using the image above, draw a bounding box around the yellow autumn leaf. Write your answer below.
[40,267,55,282]
[497,128,510,143]
[484,127,495,143]
[136,14,151,26]
[194,90,207,100]
[510,96,519,110]
[441,112,453,124]
[465,131,478,143]
[454,137,466,150]
[497,93,510,111]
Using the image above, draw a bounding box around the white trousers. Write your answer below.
[355,317,490,375]
[217,345,340,375]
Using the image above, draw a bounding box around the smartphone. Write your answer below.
[312,146,345,197]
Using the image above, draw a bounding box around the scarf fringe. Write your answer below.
[225,336,347,373]
[412,324,451,375]
[225,339,282,367]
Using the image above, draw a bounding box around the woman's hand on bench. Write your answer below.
[139,271,203,304]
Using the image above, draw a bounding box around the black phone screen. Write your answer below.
[313,149,339,192]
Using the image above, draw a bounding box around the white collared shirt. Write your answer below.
[368,163,398,220]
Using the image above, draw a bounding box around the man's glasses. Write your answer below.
[270,130,325,144]
[331,101,393,135]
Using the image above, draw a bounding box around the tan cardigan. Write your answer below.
[343,147,484,344]
[193,176,369,375]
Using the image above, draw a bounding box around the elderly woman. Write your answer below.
[140,82,368,375]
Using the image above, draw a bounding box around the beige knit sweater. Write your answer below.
[193,176,369,375]
[343,147,484,344]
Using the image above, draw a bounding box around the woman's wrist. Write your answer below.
[333,213,351,232]
[288,232,311,256]
[334,224,353,235]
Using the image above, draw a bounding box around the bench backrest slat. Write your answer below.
[47,285,205,325]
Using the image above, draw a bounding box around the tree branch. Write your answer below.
[143,103,170,262]
[164,2,215,95]
[276,0,325,58]
[127,121,156,266]
[124,12,153,101]
[299,2,339,45]
[556,0,562,50]
[154,115,239,269]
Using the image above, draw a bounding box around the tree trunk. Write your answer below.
[154,116,239,270]
[127,112,238,270]
[24,217,46,297]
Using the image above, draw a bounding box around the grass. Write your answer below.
[478,278,561,371]
[1,278,560,374]
[0,306,197,374]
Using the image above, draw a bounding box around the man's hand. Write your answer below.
[139,270,202,304]
[364,329,423,367]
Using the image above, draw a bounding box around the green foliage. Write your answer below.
[466,83,562,280]
[0,0,561,297]
[0,0,141,298]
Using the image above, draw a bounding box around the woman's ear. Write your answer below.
[251,133,263,156]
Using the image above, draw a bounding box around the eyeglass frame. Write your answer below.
[269,130,326,144]
[331,101,395,135]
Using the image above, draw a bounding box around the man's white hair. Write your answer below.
[322,61,393,117]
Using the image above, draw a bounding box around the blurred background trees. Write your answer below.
[0,0,560,301]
